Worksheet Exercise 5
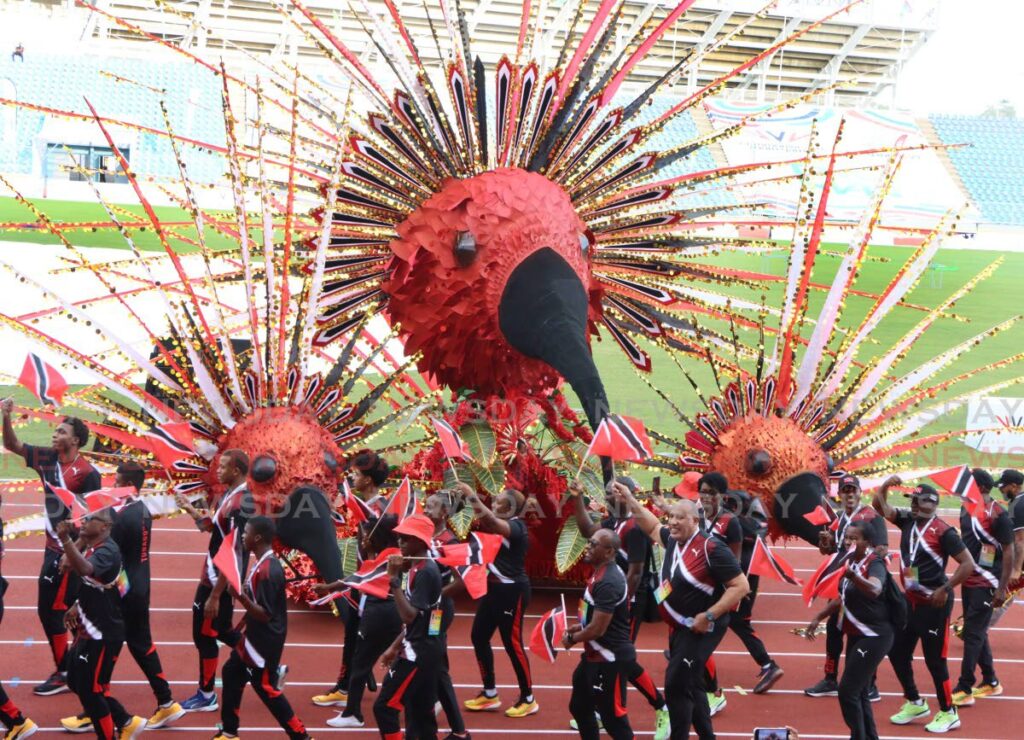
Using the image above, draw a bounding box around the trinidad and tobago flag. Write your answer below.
[585,414,653,462]
[931,465,985,519]
[212,528,244,593]
[436,532,503,568]
[529,604,568,663]
[748,537,802,586]
[341,479,373,525]
[19,352,68,407]
[46,484,133,524]
[455,563,489,599]
[802,549,853,606]
[430,417,472,461]
[389,477,423,523]
[143,422,196,470]
[340,547,400,599]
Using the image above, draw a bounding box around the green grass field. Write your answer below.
[1,195,1022,486]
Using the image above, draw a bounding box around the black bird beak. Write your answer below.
[274,485,343,583]
[774,472,830,545]
[499,248,611,479]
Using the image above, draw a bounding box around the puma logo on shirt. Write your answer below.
[857,648,868,658]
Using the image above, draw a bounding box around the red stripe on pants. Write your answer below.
[510,597,532,688]
[386,667,419,711]
[613,672,627,718]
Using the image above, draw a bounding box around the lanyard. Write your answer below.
[837,505,862,540]
[245,550,273,596]
[908,516,934,564]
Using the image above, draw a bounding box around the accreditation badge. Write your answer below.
[654,579,673,604]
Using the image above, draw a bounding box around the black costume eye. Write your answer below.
[454,231,477,267]
[745,448,772,477]
[251,455,277,483]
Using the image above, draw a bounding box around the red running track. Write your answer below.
[0,489,1021,738]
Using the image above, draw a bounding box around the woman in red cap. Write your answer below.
[376,514,445,740]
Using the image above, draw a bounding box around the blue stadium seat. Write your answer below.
[931,113,1024,225]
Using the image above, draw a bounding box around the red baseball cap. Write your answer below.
[673,471,701,500]
[393,514,434,546]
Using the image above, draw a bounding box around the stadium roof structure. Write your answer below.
[71,0,937,107]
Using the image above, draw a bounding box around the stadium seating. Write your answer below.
[0,52,224,182]
[930,114,1024,225]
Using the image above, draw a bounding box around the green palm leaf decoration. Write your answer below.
[556,516,589,574]
[460,421,497,464]
[338,537,360,577]
[448,506,475,540]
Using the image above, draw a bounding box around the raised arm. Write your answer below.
[872,475,901,523]
[567,480,600,539]
[616,483,662,542]
[56,520,95,577]
[1,398,26,458]
[457,482,511,538]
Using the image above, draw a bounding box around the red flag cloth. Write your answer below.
[802,550,852,606]
[529,604,568,663]
[931,465,985,518]
[144,422,196,470]
[341,479,371,525]
[584,414,653,462]
[212,528,243,594]
[748,538,802,586]
[72,487,135,523]
[389,477,423,523]
[343,547,399,599]
[803,504,835,527]
[456,564,489,599]
[437,532,503,567]
[430,417,472,461]
[19,353,68,407]
[47,484,86,522]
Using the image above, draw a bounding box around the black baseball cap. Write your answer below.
[838,474,861,490]
[911,484,939,503]
[996,470,1024,487]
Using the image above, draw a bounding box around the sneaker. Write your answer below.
[444,734,472,740]
[118,716,147,739]
[326,714,365,728]
[890,699,931,725]
[211,734,238,740]
[33,671,69,696]
[804,677,839,697]
[5,719,39,739]
[311,688,347,707]
[276,665,289,691]
[181,689,219,712]
[568,713,602,731]
[464,693,501,712]
[753,662,784,694]
[148,702,185,729]
[707,691,727,717]
[925,709,961,733]
[59,715,92,734]
[868,684,881,703]
[951,689,975,707]
[505,700,539,718]
[654,708,671,740]
[972,681,1003,698]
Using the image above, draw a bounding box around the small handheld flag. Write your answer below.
[430,417,472,461]
[930,465,985,519]
[529,604,568,663]
[748,538,802,586]
[341,479,373,525]
[389,477,423,523]
[802,550,852,606]
[213,528,244,594]
[343,548,400,600]
[584,414,653,464]
[436,532,503,568]
[144,422,196,470]
[19,353,68,407]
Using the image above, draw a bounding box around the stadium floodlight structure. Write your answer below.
[60,0,937,108]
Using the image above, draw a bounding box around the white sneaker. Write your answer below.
[326,714,365,728]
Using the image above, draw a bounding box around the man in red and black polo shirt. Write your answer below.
[874,478,973,732]
[563,527,635,740]
[953,469,1015,707]
[621,489,749,739]
[699,473,783,697]
[175,449,252,712]
[2,397,100,696]
[570,478,668,737]
[214,516,310,740]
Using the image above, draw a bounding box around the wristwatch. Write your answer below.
[704,610,716,624]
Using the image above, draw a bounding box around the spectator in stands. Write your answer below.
[11,43,24,62]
